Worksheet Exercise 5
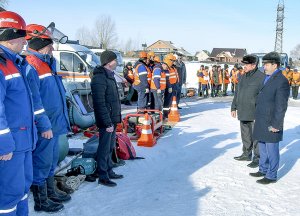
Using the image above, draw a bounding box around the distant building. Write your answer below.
[195,50,210,61]
[210,48,247,63]
[147,40,193,60]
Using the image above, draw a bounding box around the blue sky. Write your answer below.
[7,0,300,55]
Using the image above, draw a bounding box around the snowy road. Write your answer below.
[29,97,300,216]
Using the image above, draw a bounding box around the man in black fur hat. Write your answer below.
[231,54,265,168]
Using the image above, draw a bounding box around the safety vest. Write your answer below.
[224,69,230,84]
[133,61,151,87]
[197,69,203,83]
[282,70,293,84]
[200,70,209,85]
[231,70,239,84]
[169,66,178,85]
[218,70,223,84]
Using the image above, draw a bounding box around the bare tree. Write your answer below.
[290,44,300,67]
[93,15,118,49]
[75,26,93,46]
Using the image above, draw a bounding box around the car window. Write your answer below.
[60,52,86,72]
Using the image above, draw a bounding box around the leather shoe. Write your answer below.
[234,154,251,161]
[256,177,277,184]
[247,160,259,168]
[109,173,124,179]
[249,171,265,177]
[98,179,117,187]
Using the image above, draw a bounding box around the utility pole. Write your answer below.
[274,0,284,53]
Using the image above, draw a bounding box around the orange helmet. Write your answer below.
[26,24,53,40]
[147,51,155,59]
[139,51,147,59]
[0,11,27,41]
[165,53,176,61]
[163,58,173,68]
[154,56,160,63]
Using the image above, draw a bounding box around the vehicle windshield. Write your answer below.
[78,51,101,68]
[115,52,123,67]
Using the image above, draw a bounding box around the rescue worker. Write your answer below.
[25,24,71,213]
[166,54,179,108]
[133,51,151,110]
[291,68,300,99]
[150,56,165,110]
[122,62,134,105]
[0,11,37,216]
[199,66,210,98]
[223,64,230,96]
[162,57,173,119]
[282,66,293,86]
[210,65,217,97]
[147,51,155,109]
[197,65,204,97]
[230,64,239,93]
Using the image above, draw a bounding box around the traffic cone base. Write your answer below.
[137,113,156,147]
[168,96,180,122]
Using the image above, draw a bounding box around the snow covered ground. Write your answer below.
[29,96,300,216]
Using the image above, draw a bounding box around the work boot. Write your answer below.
[247,159,259,168]
[234,153,251,161]
[256,177,277,184]
[55,175,75,194]
[249,171,265,177]
[32,184,64,213]
[109,172,124,179]
[47,176,71,203]
[98,178,117,187]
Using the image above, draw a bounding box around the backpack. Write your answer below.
[116,132,144,160]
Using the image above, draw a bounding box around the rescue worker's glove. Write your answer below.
[168,88,172,93]
[145,88,149,93]
[157,89,161,94]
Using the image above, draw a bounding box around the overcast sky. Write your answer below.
[8,0,299,55]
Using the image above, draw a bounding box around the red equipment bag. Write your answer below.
[116,132,144,160]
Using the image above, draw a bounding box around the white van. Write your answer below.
[52,41,129,100]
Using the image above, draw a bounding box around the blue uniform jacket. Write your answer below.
[152,63,163,90]
[133,60,149,91]
[0,45,37,155]
[26,51,70,136]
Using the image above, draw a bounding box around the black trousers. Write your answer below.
[240,121,259,160]
[96,125,117,180]
[292,85,299,99]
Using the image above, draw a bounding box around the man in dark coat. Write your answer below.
[231,55,265,168]
[250,52,289,184]
[91,51,123,187]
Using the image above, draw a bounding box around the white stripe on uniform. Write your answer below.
[0,128,10,135]
[5,73,21,80]
[34,109,45,115]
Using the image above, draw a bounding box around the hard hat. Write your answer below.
[0,11,26,41]
[163,58,173,67]
[154,56,160,63]
[147,51,155,59]
[139,51,147,59]
[25,24,53,40]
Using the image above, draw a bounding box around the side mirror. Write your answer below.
[78,63,85,72]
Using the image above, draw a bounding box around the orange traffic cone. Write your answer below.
[168,96,180,122]
[137,113,156,147]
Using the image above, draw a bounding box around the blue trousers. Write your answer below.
[32,135,59,186]
[0,151,32,216]
[96,126,117,180]
[151,90,163,111]
[258,142,280,180]
[137,90,148,109]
